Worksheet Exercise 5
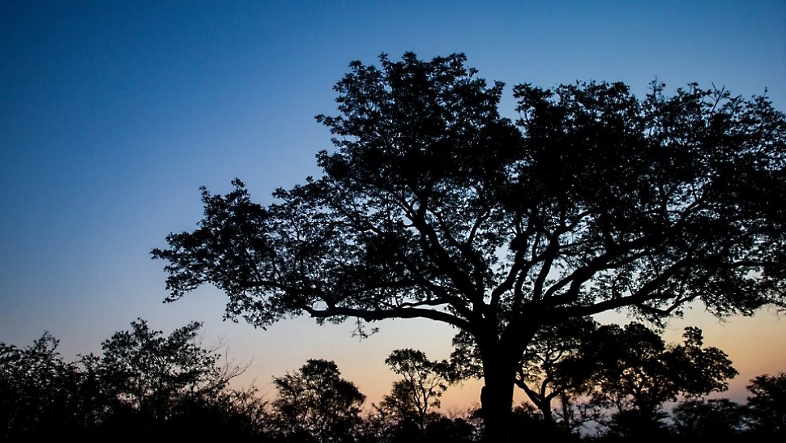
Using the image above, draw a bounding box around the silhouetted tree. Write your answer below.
[671,398,747,438]
[93,319,243,425]
[1,321,259,441]
[514,318,598,431]
[745,372,786,437]
[68,318,256,442]
[272,359,365,442]
[152,52,786,441]
[379,349,452,433]
[0,333,88,440]
[584,323,737,437]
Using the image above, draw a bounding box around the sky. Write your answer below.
[1,0,785,411]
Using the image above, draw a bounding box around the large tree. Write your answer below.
[152,52,786,441]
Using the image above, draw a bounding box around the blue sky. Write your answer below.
[1,0,785,408]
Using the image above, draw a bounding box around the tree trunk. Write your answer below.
[539,398,554,424]
[477,319,538,442]
[479,353,518,443]
[480,380,515,442]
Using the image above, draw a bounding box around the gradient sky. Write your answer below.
[2,0,785,410]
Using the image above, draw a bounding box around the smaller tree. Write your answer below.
[514,318,599,430]
[94,319,242,423]
[672,398,747,438]
[661,327,739,399]
[745,372,786,436]
[378,349,452,433]
[272,359,366,442]
[0,333,87,440]
[584,323,737,437]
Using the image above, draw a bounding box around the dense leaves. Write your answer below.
[587,325,737,413]
[584,324,738,437]
[672,398,748,438]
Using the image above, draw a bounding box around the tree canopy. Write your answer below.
[745,372,786,435]
[152,52,786,441]
[379,349,452,433]
[93,318,243,422]
[271,359,366,442]
[584,323,737,436]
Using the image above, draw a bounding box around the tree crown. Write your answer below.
[152,52,786,346]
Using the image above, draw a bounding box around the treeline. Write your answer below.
[1,319,784,442]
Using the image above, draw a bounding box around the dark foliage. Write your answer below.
[0,320,266,442]
[271,359,366,442]
[0,333,88,440]
[1,320,785,441]
[378,349,453,433]
[745,372,786,437]
[585,324,738,421]
[672,398,748,438]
